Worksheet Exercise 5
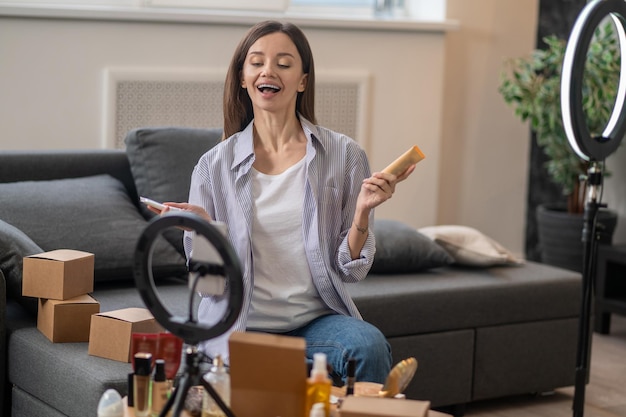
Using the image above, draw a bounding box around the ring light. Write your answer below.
[133,211,243,346]
[561,3,626,416]
[561,0,626,161]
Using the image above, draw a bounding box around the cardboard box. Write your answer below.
[88,308,163,362]
[229,331,307,417]
[23,249,94,300]
[37,294,100,343]
[340,396,431,417]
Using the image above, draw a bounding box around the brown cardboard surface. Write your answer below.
[229,331,307,417]
[37,294,100,343]
[340,396,430,417]
[88,308,163,363]
[23,249,94,300]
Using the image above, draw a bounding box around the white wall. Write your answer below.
[438,0,539,255]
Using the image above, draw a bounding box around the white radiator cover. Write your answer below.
[103,67,370,150]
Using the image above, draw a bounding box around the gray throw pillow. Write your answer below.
[0,219,41,315]
[125,127,222,254]
[125,126,223,214]
[0,175,186,283]
[371,219,453,273]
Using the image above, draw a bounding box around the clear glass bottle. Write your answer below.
[304,353,331,417]
[202,355,230,417]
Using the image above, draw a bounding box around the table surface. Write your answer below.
[123,387,453,417]
[124,406,451,417]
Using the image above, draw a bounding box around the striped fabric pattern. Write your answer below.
[184,115,375,361]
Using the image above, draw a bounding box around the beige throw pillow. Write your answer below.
[418,225,523,267]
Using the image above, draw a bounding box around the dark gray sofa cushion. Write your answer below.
[371,219,453,273]
[0,175,186,286]
[351,261,581,337]
[125,126,222,254]
[0,220,42,315]
[125,126,222,212]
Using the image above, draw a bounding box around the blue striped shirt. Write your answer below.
[184,116,376,361]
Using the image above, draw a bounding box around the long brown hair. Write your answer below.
[222,21,317,139]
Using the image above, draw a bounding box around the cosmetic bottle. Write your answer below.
[151,359,169,417]
[134,352,153,417]
[202,355,230,417]
[309,402,325,417]
[97,388,124,417]
[346,358,356,396]
[305,353,331,417]
[127,372,135,407]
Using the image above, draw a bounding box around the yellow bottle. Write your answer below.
[304,353,331,417]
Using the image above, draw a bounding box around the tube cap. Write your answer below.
[134,352,152,377]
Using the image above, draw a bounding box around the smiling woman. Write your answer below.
[175,20,418,395]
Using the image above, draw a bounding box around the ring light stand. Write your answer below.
[134,212,243,417]
[561,2,626,416]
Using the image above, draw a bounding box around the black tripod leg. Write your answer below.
[200,377,237,417]
[164,373,193,417]
[573,200,600,417]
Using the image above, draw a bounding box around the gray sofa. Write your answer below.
[0,127,582,417]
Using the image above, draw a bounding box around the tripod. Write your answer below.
[572,163,604,417]
[133,212,244,417]
[158,345,236,417]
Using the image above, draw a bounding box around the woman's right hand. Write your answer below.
[159,202,213,223]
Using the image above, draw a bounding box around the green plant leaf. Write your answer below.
[498,23,621,211]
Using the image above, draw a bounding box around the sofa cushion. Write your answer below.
[0,175,186,284]
[125,127,222,212]
[0,220,41,315]
[371,219,453,273]
[125,127,222,254]
[352,261,581,337]
[418,225,522,267]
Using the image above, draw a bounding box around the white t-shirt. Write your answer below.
[247,156,329,331]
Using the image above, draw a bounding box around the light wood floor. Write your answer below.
[464,314,626,417]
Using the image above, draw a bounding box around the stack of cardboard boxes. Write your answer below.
[22,248,162,364]
[22,249,99,343]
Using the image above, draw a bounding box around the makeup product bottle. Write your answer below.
[151,359,169,417]
[202,355,230,417]
[97,388,124,417]
[305,353,331,417]
[133,352,152,417]
[127,372,134,407]
[309,402,325,417]
[346,358,356,396]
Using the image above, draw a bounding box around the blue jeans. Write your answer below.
[283,314,392,385]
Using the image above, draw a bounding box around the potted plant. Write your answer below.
[498,23,619,271]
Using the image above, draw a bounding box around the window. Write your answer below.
[0,0,446,21]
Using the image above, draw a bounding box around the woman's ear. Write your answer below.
[298,74,308,92]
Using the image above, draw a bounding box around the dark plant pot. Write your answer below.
[536,203,618,272]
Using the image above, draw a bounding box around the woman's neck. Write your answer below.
[252,111,307,175]
[253,111,303,152]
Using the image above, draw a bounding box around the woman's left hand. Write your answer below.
[356,164,416,210]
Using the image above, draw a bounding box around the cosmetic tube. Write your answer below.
[134,352,152,417]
